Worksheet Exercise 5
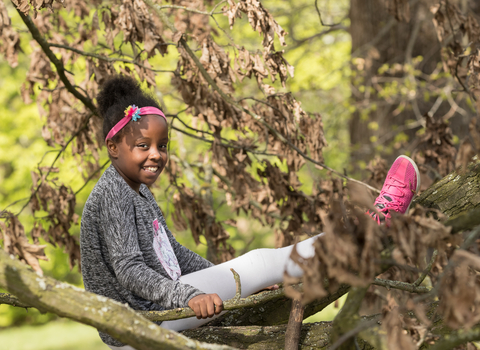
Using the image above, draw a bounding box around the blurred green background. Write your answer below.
[0,0,351,348]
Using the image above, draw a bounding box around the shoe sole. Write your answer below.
[395,155,421,213]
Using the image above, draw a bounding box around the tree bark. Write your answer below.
[415,157,480,219]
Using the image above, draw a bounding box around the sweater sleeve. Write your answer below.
[98,189,205,309]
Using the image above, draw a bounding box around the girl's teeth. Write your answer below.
[145,167,157,173]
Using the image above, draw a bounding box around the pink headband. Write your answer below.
[105,105,167,141]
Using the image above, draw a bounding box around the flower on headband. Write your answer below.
[124,105,141,121]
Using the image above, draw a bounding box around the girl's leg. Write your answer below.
[161,233,322,331]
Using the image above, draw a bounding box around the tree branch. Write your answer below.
[0,280,298,324]
[427,325,480,350]
[153,2,227,16]
[0,249,235,350]
[372,278,431,294]
[413,249,438,287]
[48,43,176,73]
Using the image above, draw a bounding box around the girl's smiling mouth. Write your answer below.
[143,166,159,173]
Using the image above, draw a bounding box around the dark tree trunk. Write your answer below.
[348,0,475,167]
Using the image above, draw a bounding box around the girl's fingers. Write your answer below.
[213,295,223,314]
[199,302,208,319]
[207,299,215,318]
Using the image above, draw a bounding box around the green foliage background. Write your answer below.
[0,0,351,333]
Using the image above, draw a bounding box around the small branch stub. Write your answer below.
[230,268,241,302]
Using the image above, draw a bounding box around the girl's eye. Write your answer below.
[138,144,149,149]
[159,144,168,149]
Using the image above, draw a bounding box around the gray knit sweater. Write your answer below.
[80,165,213,346]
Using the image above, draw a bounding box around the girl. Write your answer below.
[80,76,420,349]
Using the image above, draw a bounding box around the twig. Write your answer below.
[139,280,290,322]
[48,43,176,73]
[153,3,226,16]
[314,0,343,27]
[171,124,281,157]
[413,249,438,287]
[17,119,91,216]
[414,225,480,303]
[373,278,431,294]
[0,292,33,309]
[74,160,111,195]
[230,268,241,302]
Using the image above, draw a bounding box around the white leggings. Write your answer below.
[107,234,321,350]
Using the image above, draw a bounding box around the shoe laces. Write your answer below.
[375,175,407,213]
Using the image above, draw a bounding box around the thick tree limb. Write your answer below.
[415,158,480,220]
[1,282,313,324]
[183,320,377,350]
[0,249,235,350]
[183,322,334,350]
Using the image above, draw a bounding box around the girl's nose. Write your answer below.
[149,147,161,161]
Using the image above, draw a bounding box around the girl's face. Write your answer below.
[107,114,168,193]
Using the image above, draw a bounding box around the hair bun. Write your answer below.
[97,76,141,117]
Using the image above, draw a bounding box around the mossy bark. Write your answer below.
[415,158,480,218]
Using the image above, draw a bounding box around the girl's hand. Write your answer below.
[188,294,223,319]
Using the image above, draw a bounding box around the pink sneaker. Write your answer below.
[368,155,420,225]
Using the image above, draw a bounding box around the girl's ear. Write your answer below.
[106,139,119,159]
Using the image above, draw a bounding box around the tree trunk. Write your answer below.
[348,0,472,166]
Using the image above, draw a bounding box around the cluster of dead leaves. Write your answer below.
[116,0,168,59]
[431,1,480,112]
[11,0,65,17]
[30,169,80,269]
[0,1,21,68]
[171,183,235,264]
[0,214,47,275]
[224,0,286,52]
